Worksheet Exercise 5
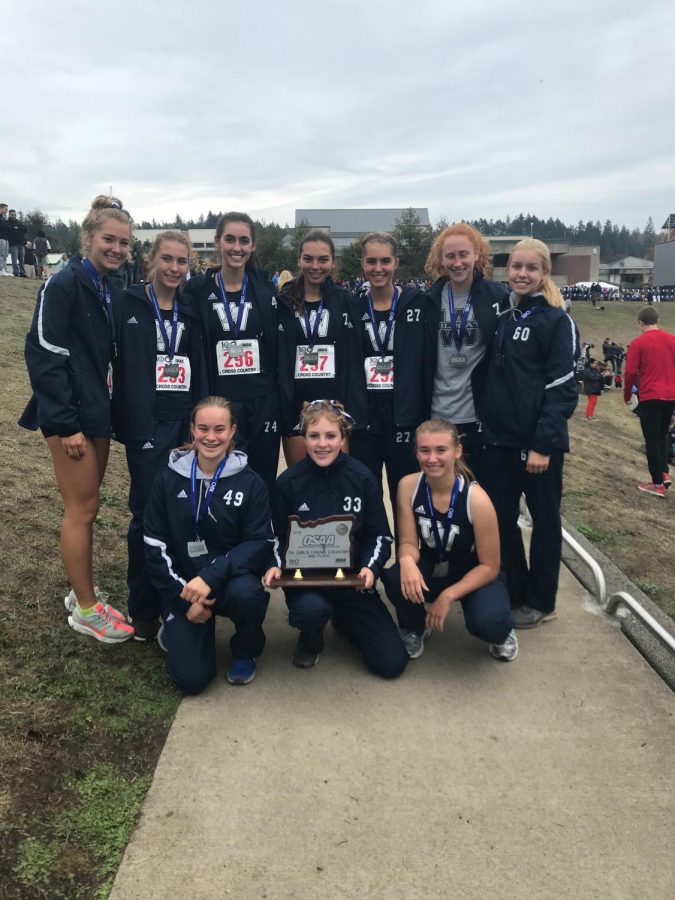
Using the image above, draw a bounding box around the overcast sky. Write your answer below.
[4,0,672,231]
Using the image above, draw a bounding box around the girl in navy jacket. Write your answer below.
[424,223,509,481]
[183,213,280,495]
[349,232,427,509]
[143,396,274,692]
[382,419,516,662]
[19,195,135,644]
[112,231,208,641]
[264,400,408,678]
[277,231,359,467]
[480,238,578,629]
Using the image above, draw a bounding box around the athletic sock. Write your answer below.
[75,602,97,617]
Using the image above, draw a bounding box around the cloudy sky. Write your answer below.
[4,0,672,230]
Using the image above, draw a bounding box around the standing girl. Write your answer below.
[264,400,408,678]
[112,230,208,641]
[480,239,578,628]
[382,419,516,661]
[579,360,604,420]
[278,231,359,467]
[144,397,273,692]
[424,223,509,480]
[185,213,280,495]
[19,196,135,642]
[349,233,427,506]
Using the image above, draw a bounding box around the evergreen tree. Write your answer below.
[392,207,432,278]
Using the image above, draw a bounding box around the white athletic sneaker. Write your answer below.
[68,602,134,643]
[64,588,126,623]
[400,628,432,659]
[489,628,519,661]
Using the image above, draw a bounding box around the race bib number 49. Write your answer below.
[156,355,191,391]
[294,344,336,379]
[217,339,261,375]
[365,355,394,390]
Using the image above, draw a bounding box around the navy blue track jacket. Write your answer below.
[19,257,116,437]
[271,453,393,578]
[111,284,208,443]
[348,285,429,429]
[423,273,509,421]
[143,449,274,616]
[277,278,360,432]
[183,266,278,399]
[481,293,578,453]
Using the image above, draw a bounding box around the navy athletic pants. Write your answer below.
[229,394,280,499]
[350,420,418,509]
[637,399,674,486]
[481,446,564,615]
[284,586,408,679]
[382,560,513,644]
[161,574,269,695]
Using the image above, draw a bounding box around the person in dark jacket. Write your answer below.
[144,396,273,692]
[382,419,517,662]
[579,359,604,419]
[33,230,51,278]
[264,400,408,678]
[424,223,509,481]
[183,212,279,495]
[480,238,578,629]
[112,230,208,641]
[277,231,359,467]
[7,209,27,276]
[19,195,135,643]
[348,232,426,509]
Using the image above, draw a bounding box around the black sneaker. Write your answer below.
[293,631,320,668]
[130,618,160,642]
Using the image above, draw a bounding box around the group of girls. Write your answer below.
[20,195,578,692]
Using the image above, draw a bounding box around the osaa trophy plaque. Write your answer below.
[271,514,365,587]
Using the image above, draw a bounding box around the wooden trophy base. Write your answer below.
[271,568,366,588]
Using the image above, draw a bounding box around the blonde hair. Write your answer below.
[149,229,193,262]
[80,195,133,255]
[415,418,474,483]
[299,399,354,439]
[277,269,293,291]
[185,396,237,453]
[425,223,490,281]
[508,238,564,308]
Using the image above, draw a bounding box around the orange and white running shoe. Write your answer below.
[64,588,126,623]
[68,601,135,643]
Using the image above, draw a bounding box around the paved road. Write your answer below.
[110,562,674,900]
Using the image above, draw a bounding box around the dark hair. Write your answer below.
[36,229,46,238]
[361,232,398,257]
[214,212,260,271]
[414,418,475,482]
[283,230,336,314]
[9,209,16,214]
[637,306,659,326]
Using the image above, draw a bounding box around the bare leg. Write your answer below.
[47,436,109,609]
[283,435,307,468]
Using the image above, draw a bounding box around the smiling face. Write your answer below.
[192,405,236,469]
[215,221,255,275]
[362,241,398,291]
[87,217,132,274]
[152,239,190,293]
[507,249,545,298]
[304,414,345,467]
[441,235,479,292]
[299,240,334,288]
[415,428,462,481]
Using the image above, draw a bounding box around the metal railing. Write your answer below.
[562,527,607,606]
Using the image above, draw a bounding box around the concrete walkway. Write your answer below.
[110,565,674,900]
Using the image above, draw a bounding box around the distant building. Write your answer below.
[599,256,653,287]
[653,240,675,288]
[488,236,600,286]
[295,208,430,252]
[133,228,217,260]
[661,215,675,241]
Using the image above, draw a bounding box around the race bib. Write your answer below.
[155,355,191,391]
[365,355,394,390]
[294,344,336,379]
[216,339,261,376]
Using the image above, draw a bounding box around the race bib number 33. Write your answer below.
[217,339,261,375]
[294,344,336,379]
[156,355,191,391]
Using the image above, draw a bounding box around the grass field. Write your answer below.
[0,279,673,896]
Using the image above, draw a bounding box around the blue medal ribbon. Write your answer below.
[447,284,473,351]
[190,454,228,539]
[424,475,460,562]
[148,284,179,360]
[303,298,324,349]
[215,271,249,339]
[366,287,398,356]
[82,257,116,357]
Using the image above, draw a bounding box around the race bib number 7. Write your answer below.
[294,344,336,379]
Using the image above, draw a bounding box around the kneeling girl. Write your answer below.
[264,400,408,678]
[382,419,517,661]
[144,397,274,693]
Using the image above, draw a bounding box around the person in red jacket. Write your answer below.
[623,306,675,498]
